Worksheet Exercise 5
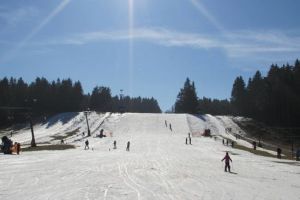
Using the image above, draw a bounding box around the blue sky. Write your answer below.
[1,0,300,111]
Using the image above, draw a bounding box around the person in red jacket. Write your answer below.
[221,152,232,172]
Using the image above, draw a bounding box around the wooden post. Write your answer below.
[29,117,36,147]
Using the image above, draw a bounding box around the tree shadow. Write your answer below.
[45,112,79,128]
[193,114,206,122]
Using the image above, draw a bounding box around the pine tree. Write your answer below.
[90,86,112,112]
[231,76,247,115]
[247,71,268,120]
[175,78,198,114]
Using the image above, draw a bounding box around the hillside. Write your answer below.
[0,113,299,200]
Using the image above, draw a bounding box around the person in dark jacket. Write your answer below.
[126,141,130,151]
[85,139,89,150]
[221,152,232,172]
[1,136,13,154]
[253,141,257,150]
[277,148,282,159]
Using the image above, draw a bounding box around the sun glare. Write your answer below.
[128,0,134,96]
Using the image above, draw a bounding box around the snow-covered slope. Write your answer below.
[9,112,110,145]
[0,113,299,200]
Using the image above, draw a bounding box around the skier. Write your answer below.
[253,141,257,150]
[165,120,167,127]
[185,137,188,145]
[126,141,130,151]
[169,123,172,131]
[221,152,232,172]
[222,139,225,145]
[99,129,104,138]
[188,133,192,144]
[277,147,282,159]
[85,139,89,150]
[113,140,117,149]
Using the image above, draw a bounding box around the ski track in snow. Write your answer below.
[1,113,300,200]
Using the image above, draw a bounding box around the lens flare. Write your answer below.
[128,0,134,96]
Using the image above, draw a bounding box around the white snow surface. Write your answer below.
[1,113,300,200]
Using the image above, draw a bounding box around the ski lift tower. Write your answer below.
[84,108,91,137]
[119,89,125,113]
[0,103,37,147]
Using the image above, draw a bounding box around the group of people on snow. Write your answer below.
[222,139,234,148]
[84,137,130,152]
[1,136,21,155]
[111,140,130,151]
[165,120,172,131]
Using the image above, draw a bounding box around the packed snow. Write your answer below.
[1,113,299,200]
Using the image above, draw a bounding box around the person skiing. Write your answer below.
[85,139,89,150]
[165,120,167,127]
[169,124,172,131]
[188,133,192,144]
[221,152,232,172]
[253,141,257,150]
[113,140,117,149]
[126,141,130,151]
[277,147,282,159]
[99,129,104,138]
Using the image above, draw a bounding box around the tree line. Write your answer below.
[174,59,300,127]
[89,86,161,113]
[174,78,232,115]
[0,77,161,126]
[231,59,300,127]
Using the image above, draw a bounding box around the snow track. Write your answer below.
[1,113,300,200]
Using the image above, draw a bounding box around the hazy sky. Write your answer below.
[1,0,300,111]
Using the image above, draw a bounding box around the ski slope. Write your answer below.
[1,113,299,200]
